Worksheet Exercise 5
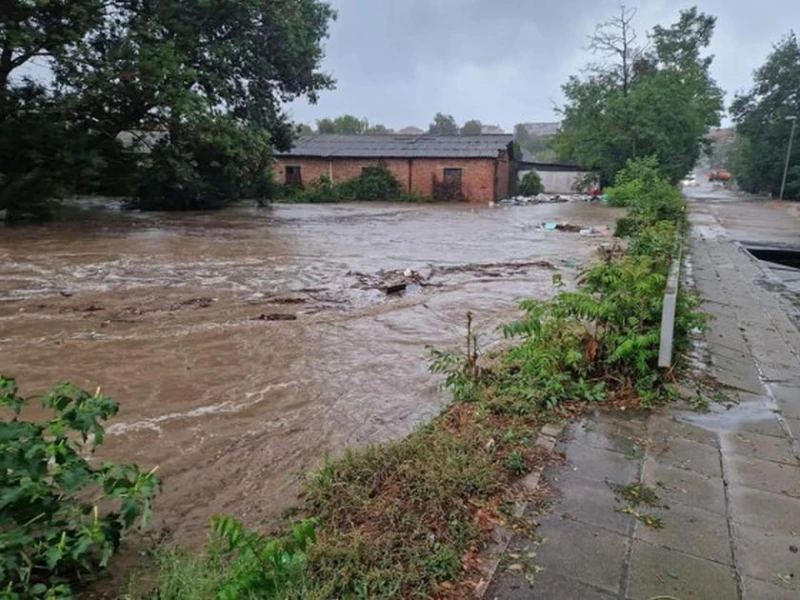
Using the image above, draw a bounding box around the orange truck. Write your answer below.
[708,170,732,182]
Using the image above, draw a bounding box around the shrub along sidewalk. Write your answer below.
[121,156,698,599]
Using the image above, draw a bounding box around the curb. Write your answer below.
[473,422,565,598]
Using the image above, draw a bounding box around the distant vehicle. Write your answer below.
[680,174,698,187]
[708,170,732,182]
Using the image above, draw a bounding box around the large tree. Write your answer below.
[461,119,483,136]
[1,0,337,216]
[317,115,369,134]
[555,6,723,185]
[428,112,459,136]
[729,33,800,198]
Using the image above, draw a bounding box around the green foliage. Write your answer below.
[729,33,800,198]
[132,118,273,210]
[316,116,369,135]
[607,157,686,234]
[555,7,723,185]
[281,164,424,204]
[443,156,702,414]
[0,376,160,599]
[518,170,545,196]
[211,517,316,600]
[460,120,483,136]
[427,113,459,136]
[135,517,316,600]
[1,0,337,216]
[428,312,482,402]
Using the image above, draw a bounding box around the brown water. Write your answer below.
[0,202,621,541]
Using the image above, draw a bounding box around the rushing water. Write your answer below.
[0,201,622,541]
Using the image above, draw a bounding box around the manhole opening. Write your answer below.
[745,247,800,270]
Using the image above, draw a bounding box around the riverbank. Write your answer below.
[0,201,620,549]
[120,159,697,599]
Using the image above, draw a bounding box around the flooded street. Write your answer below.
[0,201,621,541]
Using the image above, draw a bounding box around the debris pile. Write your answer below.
[538,222,613,236]
[498,193,595,206]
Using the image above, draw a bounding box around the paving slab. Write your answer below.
[648,414,720,447]
[488,571,618,600]
[649,436,723,478]
[741,576,800,600]
[530,518,627,595]
[786,417,800,439]
[728,484,800,531]
[724,453,800,498]
[721,429,799,466]
[549,473,635,535]
[633,501,733,565]
[771,384,800,419]
[572,419,645,454]
[626,539,738,600]
[641,458,727,514]
[733,523,800,585]
[734,413,788,439]
[556,441,639,484]
[714,367,767,395]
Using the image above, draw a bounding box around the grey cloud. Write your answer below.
[288,0,800,130]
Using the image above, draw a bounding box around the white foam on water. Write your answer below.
[106,380,301,435]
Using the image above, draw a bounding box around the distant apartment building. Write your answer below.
[480,124,505,134]
[398,126,424,135]
[522,122,561,137]
[275,134,516,203]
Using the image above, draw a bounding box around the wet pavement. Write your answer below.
[487,186,800,599]
[0,200,621,541]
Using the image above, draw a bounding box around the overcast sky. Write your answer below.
[287,0,798,131]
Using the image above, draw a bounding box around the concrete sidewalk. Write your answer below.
[486,202,800,599]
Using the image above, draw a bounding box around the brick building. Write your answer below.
[274,134,516,203]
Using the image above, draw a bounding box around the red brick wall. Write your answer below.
[274,156,505,202]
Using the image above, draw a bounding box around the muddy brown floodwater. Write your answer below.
[0,201,622,542]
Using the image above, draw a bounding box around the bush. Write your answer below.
[131,517,316,600]
[337,164,402,201]
[487,156,699,410]
[518,170,545,196]
[280,163,425,203]
[608,157,685,235]
[0,377,160,599]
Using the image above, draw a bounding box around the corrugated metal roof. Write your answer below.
[278,134,514,158]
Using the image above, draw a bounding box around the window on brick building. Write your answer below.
[285,166,302,186]
[362,166,379,176]
[443,168,463,191]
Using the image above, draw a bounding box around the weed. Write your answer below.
[614,506,665,529]
[506,451,527,474]
[0,376,159,599]
[609,482,663,508]
[428,311,484,402]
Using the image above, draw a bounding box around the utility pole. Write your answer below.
[780,115,797,200]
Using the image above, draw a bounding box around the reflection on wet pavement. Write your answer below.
[0,201,622,540]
